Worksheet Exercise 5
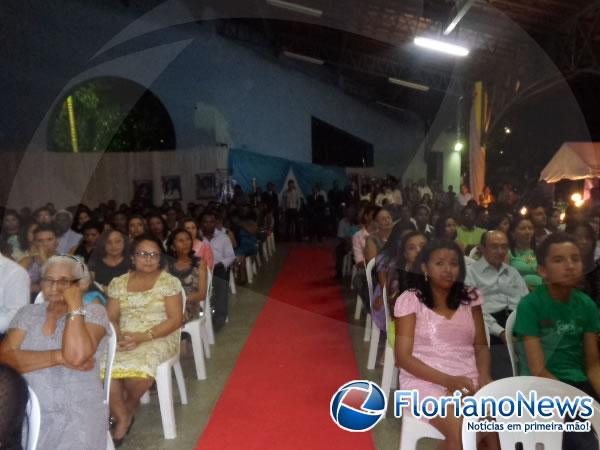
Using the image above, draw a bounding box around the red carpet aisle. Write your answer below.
[195,246,376,450]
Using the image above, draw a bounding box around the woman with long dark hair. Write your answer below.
[89,229,130,290]
[394,239,496,450]
[508,215,542,290]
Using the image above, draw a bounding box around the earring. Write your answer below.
[424,272,429,282]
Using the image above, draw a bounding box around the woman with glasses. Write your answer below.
[0,255,110,450]
[105,234,183,447]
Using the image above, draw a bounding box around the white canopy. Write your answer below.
[540,142,600,183]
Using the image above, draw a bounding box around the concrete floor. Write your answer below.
[122,242,439,450]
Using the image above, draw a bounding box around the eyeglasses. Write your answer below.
[134,251,161,260]
[41,278,79,288]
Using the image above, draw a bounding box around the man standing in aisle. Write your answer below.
[282,180,301,241]
[262,182,280,240]
[201,211,235,332]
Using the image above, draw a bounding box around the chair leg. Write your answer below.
[353,294,363,320]
[256,252,262,268]
[363,313,372,342]
[229,270,237,294]
[270,234,276,252]
[366,325,380,369]
[173,360,188,405]
[350,265,357,290]
[106,430,115,450]
[246,259,253,284]
[262,242,269,262]
[156,364,177,439]
[381,345,395,417]
[200,323,211,358]
[188,325,207,380]
[252,259,258,275]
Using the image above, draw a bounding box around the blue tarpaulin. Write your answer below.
[229,148,348,195]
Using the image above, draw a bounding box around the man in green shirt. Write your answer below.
[514,233,600,450]
[456,206,486,255]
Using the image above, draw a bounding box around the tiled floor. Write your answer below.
[122,242,439,450]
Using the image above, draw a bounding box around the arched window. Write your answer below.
[48,77,175,152]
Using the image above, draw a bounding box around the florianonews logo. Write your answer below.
[330,380,387,432]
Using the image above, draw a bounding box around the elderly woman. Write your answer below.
[106,234,183,446]
[0,255,110,450]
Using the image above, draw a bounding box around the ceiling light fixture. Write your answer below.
[266,0,323,17]
[388,77,430,92]
[282,51,324,65]
[414,37,470,57]
[454,141,464,152]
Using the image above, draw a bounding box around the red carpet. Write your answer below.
[195,246,375,450]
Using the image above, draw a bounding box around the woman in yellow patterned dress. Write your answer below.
[106,234,183,446]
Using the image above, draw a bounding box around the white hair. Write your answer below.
[41,255,91,288]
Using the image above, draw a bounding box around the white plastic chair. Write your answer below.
[505,309,518,376]
[200,270,216,352]
[139,290,188,439]
[245,257,254,284]
[365,258,381,366]
[380,286,398,414]
[462,376,600,450]
[229,269,237,294]
[181,270,212,379]
[26,386,41,450]
[104,324,117,450]
[399,414,445,450]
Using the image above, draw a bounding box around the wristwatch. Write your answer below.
[66,308,87,320]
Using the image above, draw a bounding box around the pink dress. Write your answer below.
[192,239,214,270]
[394,289,483,399]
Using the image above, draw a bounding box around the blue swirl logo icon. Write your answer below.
[330,380,387,432]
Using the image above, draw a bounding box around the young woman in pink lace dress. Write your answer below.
[394,239,498,450]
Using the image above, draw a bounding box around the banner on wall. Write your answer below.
[228,148,348,197]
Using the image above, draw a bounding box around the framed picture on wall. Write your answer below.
[161,175,182,202]
[196,173,217,199]
[133,180,153,205]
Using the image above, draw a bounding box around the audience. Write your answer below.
[0,255,110,449]
[394,240,496,450]
[456,206,486,255]
[54,210,82,254]
[0,248,30,341]
[71,221,103,263]
[166,228,208,323]
[19,224,59,299]
[0,364,29,450]
[514,233,600,450]
[464,231,528,378]
[201,212,235,332]
[89,229,131,290]
[106,235,183,446]
[508,215,543,290]
[181,217,214,270]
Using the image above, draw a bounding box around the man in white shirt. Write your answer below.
[0,250,30,340]
[54,210,82,254]
[282,180,301,241]
[465,230,529,378]
[457,185,473,206]
[201,211,235,332]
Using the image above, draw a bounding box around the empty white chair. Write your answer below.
[26,386,41,450]
[505,309,518,376]
[462,376,600,450]
[139,291,188,439]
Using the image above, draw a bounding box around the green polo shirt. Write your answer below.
[513,285,600,382]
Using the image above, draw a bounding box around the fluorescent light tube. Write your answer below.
[388,77,430,92]
[282,50,324,65]
[266,0,323,17]
[414,37,469,57]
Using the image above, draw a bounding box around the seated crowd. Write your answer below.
[347,178,600,449]
[0,194,274,448]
